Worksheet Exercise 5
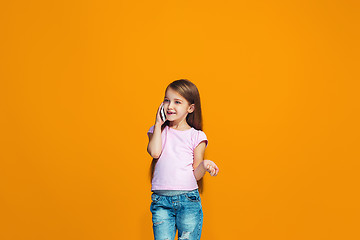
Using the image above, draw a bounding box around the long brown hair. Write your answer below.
[149,79,207,194]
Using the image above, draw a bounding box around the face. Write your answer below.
[163,88,194,121]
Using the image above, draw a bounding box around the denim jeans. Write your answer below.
[150,189,203,240]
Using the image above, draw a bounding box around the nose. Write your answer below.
[168,101,175,110]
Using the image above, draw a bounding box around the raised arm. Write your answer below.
[147,122,163,159]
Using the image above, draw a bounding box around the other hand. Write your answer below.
[203,160,219,176]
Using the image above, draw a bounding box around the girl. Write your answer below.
[147,79,219,240]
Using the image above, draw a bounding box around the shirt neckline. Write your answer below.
[168,125,193,132]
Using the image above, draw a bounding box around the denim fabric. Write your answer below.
[152,190,192,197]
[150,189,203,240]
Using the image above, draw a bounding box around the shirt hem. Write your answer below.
[151,186,199,191]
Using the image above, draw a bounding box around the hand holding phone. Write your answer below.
[155,102,167,125]
[160,105,166,122]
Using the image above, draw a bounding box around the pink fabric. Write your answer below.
[147,125,208,190]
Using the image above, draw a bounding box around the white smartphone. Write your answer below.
[160,105,166,122]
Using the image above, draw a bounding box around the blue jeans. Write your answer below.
[150,189,203,240]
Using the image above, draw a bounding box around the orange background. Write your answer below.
[1,0,359,239]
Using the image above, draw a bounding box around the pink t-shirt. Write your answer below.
[147,124,208,191]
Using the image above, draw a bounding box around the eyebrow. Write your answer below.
[164,97,183,101]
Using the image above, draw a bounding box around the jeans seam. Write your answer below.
[197,209,203,240]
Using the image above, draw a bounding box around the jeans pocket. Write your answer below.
[185,192,201,202]
[151,193,162,203]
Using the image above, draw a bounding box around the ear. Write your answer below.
[188,104,195,113]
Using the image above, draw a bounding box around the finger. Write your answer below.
[215,166,219,173]
[211,168,217,176]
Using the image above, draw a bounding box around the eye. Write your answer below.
[176,101,181,104]
[164,99,169,102]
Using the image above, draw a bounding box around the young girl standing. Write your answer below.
[147,79,219,240]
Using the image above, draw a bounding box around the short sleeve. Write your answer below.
[194,130,208,149]
[147,125,154,136]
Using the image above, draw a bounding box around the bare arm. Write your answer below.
[147,122,163,159]
[193,141,219,180]
[147,102,166,159]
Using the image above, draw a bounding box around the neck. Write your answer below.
[169,118,189,129]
